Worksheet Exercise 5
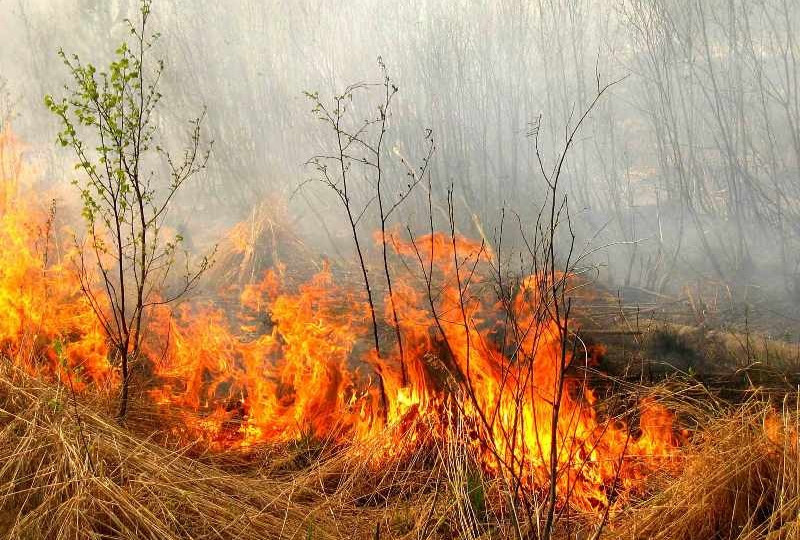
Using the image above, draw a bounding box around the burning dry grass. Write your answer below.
[0,360,526,539]
[2,124,799,538]
[614,397,800,540]
[0,359,535,539]
[0,124,678,537]
[0,362,337,539]
[2,354,798,539]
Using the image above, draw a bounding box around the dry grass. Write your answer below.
[613,397,800,540]
[0,362,336,539]
[1,347,799,539]
[0,360,515,539]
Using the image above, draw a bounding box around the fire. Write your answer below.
[146,229,680,509]
[0,125,681,513]
[149,264,374,445]
[0,126,111,388]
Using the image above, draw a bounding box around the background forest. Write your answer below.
[3,0,799,312]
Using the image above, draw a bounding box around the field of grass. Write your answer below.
[1,315,797,540]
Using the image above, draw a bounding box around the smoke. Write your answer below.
[2,0,799,312]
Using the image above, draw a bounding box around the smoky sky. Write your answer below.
[2,0,799,303]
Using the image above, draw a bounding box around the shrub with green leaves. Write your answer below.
[44,0,213,417]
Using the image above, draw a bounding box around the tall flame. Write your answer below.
[0,126,111,388]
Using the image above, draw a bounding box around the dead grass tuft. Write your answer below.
[614,397,800,540]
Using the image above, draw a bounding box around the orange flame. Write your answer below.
[1,126,681,513]
[0,126,111,388]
